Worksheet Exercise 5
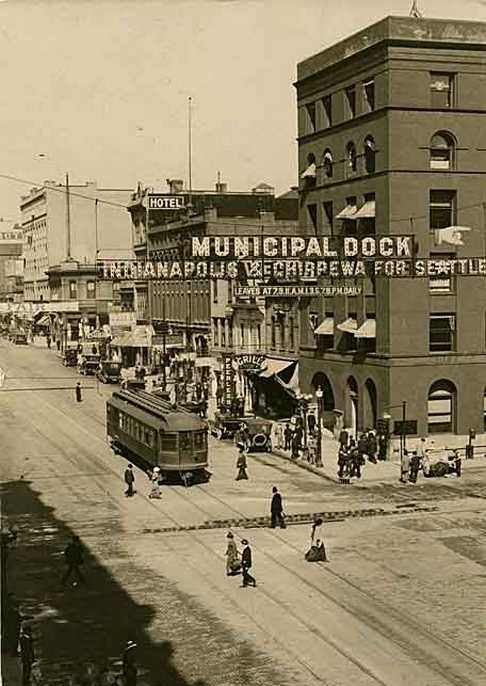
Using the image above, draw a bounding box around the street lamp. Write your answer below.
[315,386,324,467]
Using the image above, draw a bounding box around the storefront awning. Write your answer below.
[37,314,51,327]
[314,318,334,335]
[337,318,358,333]
[354,200,375,219]
[354,319,376,339]
[301,163,316,179]
[275,362,299,393]
[259,358,295,379]
[335,204,357,220]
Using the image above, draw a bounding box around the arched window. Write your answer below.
[430,132,455,170]
[364,378,377,429]
[345,141,357,175]
[323,149,333,178]
[301,153,317,186]
[311,372,335,411]
[428,379,456,434]
[364,136,376,174]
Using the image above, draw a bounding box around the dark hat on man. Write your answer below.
[226,532,234,539]
[241,539,249,545]
[272,486,278,493]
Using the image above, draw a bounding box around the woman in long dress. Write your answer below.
[225,532,240,575]
[305,517,327,562]
[148,467,162,498]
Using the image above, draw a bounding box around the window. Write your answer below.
[363,78,375,112]
[302,153,317,187]
[289,316,295,350]
[323,201,333,235]
[428,380,456,433]
[345,85,356,118]
[271,316,276,348]
[307,204,318,231]
[69,281,77,299]
[430,132,455,170]
[323,149,333,179]
[305,102,316,132]
[87,281,95,299]
[213,279,218,304]
[194,431,207,451]
[430,73,454,108]
[322,95,332,127]
[161,433,178,452]
[429,253,454,293]
[430,190,455,230]
[345,141,357,175]
[429,313,455,352]
[364,136,376,173]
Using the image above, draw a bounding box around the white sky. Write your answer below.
[0,0,485,221]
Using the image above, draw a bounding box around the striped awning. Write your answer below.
[337,318,358,333]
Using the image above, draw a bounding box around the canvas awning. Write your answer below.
[275,362,299,393]
[354,319,376,339]
[301,163,316,179]
[335,204,357,220]
[337,318,358,333]
[259,358,295,379]
[314,318,334,336]
[37,314,51,327]
[354,200,375,219]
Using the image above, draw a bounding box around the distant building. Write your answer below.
[295,15,486,436]
[0,224,23,302]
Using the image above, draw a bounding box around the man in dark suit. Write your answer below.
[240,539,256,587]
[124,464,135,497]
[270,486,285,528]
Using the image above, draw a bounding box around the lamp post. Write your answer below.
[315,386,324,467]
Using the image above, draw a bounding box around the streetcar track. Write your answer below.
[3,368,486,684]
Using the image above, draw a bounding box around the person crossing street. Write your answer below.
[124,464,136,496]
[61,535,86,587]
[240,539,256,587]
[270,486,285,528]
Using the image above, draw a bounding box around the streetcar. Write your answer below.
[106,389,209,483]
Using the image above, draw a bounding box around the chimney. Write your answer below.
[166,179,184,194]
[215,182,227,193]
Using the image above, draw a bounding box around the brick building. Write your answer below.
[295,16,486,437]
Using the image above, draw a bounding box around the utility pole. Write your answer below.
[188,96,193,208]
[65,172,71,259]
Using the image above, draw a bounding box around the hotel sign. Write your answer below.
[147,194,185,210]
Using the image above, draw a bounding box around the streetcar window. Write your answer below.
[194,432,207,450]
[161,433,177,451]
[180,432,192,451]
[118,412,124,430]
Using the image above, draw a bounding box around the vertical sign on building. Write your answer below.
[222,353,236,406]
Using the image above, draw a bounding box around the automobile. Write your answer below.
[210,411,247,440]
[62,348,78,367]
[97,360,122,384]
[240,417,273,453]
[78,353,101,375]
[121,377,146,391]
[10,332,28,345]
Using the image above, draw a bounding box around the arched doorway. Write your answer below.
[428,380,456,434]
[345,376,358,437]
[311,372,335,410]
[364,378,377,430]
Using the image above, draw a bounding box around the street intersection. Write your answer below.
[1,340,486,685]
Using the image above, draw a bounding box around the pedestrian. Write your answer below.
[124,464,136,496]
[291,431,300,459]
[75,382,82,403]
[338,428,349,451]
[225,532,240,576]
[46,334,51,349]
[274,423,284,450]
[454,449,462,477]
[409,451,420,483]
[122,640,137,686]
[305,517,328,562]
[337,445,348,479]
[240,539,256,588]
[308,432,317,464]
[400,450,411,483]
[422,450,431,477]
[378,433,388,461]
[234,423,248,454]
[349,440,362,478]
[19,624,35,686]
[235,451,248,480]
[367,430,378,464]
[357,432,369,464]
[61,535,86,587]
[270,486,285,528]
[148,467,161,498]
[284,423,292,451]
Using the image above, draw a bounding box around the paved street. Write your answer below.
[1,340,486,685]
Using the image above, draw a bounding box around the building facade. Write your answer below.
[295,16,486,437]
[0,225,24,302]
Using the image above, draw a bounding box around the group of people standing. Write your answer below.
[337,429,385,480]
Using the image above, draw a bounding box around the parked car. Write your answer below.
[240,418,273,453]
[210,411,247,440]
[96,360,122,384]
[78,353,101,375]
[62,348,78,367]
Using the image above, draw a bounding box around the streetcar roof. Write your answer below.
[108,390,207,432]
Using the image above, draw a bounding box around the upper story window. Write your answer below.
[322,95,332,127]
[429,314,455,352]
[430,73,454,108]
[323,149,333,179]
[301,153,317,187]
[363,78,375,112]
[323,201,333,235]
[430,132,455,170]
[307,204,318,231]
[69,281,77,300]
[345,141,357,176]
[305,102,317,133]
[364,136,376,173]
[345,86,356,118]
[430,190,456,230]
[87,281,95,299]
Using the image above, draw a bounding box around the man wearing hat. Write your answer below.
[240,539,256,588]
[124,464,135,497]
[122,640,137,686]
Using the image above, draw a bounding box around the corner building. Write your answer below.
[295,16,486,437]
